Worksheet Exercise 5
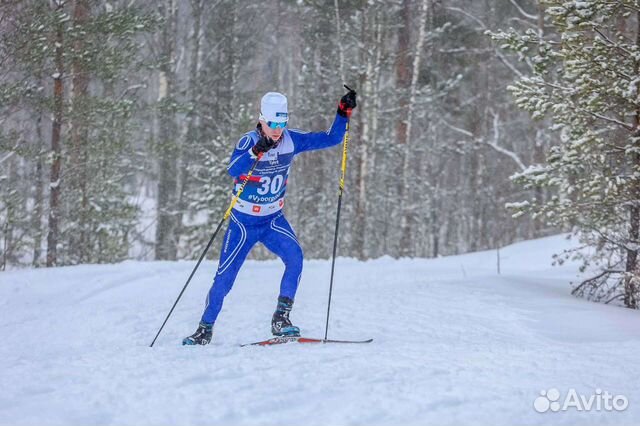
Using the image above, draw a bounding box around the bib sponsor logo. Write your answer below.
[233,198,284,216]
[265,150,279,166]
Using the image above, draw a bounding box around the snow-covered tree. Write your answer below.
[491,0,640,308]
[0,0,156,266]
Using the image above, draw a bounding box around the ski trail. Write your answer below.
[0,234,639,426]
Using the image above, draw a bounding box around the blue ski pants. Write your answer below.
[201,210,303,324]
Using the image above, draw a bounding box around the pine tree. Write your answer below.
[491,0,640,307]
[0,0,157,266]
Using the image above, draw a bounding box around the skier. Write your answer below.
[183,88,357,345]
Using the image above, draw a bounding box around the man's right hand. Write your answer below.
[252,135,276,156]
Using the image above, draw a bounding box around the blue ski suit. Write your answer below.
[200,112,349,324]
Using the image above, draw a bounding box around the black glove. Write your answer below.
[337,85,357,118]
[252,134,276,156]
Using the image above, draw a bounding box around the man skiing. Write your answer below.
[183,87,357,345]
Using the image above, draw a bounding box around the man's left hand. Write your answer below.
[337,87,357,118]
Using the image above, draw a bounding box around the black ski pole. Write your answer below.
[150,155,262,347]
[324,85,353,341]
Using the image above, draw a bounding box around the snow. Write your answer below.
[127,192,156,260]
[1,234,639,425]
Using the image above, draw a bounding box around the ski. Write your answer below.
[240,336,373,347]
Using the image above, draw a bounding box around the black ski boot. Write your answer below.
[271,296,300,336]
[182,321,213,345]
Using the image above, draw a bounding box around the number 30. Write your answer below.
[257,175,284,195]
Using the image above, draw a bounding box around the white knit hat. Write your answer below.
[260,92,288,123]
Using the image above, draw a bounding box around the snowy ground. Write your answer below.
[1,234,639,426]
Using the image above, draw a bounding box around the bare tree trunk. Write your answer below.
[398,0,428,256]
[71,0,90,262]
[155,0,178,260]
[334,0,345,83]
[623,10,640,309]
[353,6,381,260]
[174,0,204,257]
[357,11,384,259]
[47,1,65,267]
[432,187,439,257]
[626,200,639,308]
[533,0,546,235]
[227,3,239,110]
[1,221,7,270]
[32,101,45,267]
[394,0,411,257]
[2,159,16,270]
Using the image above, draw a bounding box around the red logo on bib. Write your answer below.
[252,205,261,213]
[279,199,284,207]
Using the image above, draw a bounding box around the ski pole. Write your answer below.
[150,154,262,347]
[324,84,353,340]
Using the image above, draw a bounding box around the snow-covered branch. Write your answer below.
[508,0,538,20]
[486,111,526,171]
[579,108,635,132]
[0,151,15,165]
[448,7,525,78]
[445,7,485,29]
[593,27,633,57]
[441,114,526,172]
[440,118,473,138]
[494,50,524,78]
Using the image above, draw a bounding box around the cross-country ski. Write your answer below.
[240,336,374,347]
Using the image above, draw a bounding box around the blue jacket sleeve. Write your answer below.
[227,133,258,178]
[289,113,348,155]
